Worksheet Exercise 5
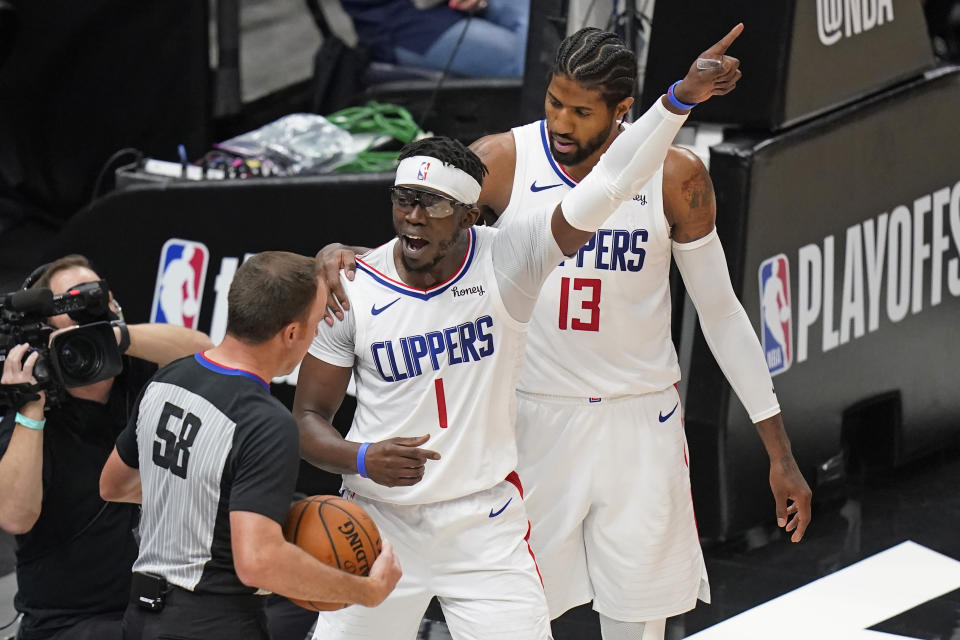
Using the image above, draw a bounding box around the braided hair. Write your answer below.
[553,27,637,107]
[398,137,488,186]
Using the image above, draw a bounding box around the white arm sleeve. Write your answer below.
[491,205,567,322]
[308,274,357,367]
[672,229,781,422]
[562,99,688,232]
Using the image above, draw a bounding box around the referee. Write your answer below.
[99,251,401,640]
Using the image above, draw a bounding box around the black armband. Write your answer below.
[112,320,131,354]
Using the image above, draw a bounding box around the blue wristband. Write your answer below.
[356,442,372,478]
[15,412,45,430]
[667,81,698,110]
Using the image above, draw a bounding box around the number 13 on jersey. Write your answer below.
[558,277,601,331]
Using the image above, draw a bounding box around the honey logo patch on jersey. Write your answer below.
[451,284,486,298]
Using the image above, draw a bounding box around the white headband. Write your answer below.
[394,156,481,205]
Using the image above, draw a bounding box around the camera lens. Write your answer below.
[56,333,103,380]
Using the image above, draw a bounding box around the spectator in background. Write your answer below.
[0,255,213,640]
[341,0,529,77]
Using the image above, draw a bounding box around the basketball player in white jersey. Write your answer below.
[317,25,810,640]
[472,27,812,640]
[294,35,742,640]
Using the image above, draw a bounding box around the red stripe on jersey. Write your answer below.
[524,520,544,586]
[503,472,542,585]
[505,470,524,498]
[556,162,579,184]
[356,230,473,294]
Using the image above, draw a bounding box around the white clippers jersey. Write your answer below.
[310,227,530,505]
[499,120,681,398]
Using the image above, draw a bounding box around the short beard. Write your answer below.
[549,126,610,166]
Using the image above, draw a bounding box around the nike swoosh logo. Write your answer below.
[488,497,512,518]
[658,402,679,423]
[371,298,400,315]
[530,181,562,193]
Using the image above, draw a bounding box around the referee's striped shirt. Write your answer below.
[116,353,299,595]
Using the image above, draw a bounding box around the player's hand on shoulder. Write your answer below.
[364,434,441,488]
[673,23,744,105]
[315,243,357,326]
[364,540,401,607]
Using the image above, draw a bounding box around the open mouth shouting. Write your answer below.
[401,233,429,256]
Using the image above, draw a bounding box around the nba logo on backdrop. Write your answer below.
[758,254,792,375]
[151,239,209,328]
[417,161,430,181]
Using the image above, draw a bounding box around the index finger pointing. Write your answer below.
[403,448,441,461]
[710,23,744,55]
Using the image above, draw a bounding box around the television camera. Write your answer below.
[0,280,123,408]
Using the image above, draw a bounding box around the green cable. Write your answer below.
[328,102,422,143]
[327,102,424,173]
[335,150,400,174]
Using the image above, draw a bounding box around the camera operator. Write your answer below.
[0,255,213,640]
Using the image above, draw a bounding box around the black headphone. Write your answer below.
[20,260,125,324]
[21,262,51,290]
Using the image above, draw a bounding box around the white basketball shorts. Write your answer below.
[312,475,552,640]
[515,386,710,622]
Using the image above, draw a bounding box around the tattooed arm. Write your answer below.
[664,146,812,543]
[663,146,716,241]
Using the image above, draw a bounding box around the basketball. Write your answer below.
[282,495,383,611]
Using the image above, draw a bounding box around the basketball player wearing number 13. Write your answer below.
[469,26,813,639]
[294,31,742,640]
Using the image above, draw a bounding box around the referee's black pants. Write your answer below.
[15,613,122,640]
[121,586,270,640]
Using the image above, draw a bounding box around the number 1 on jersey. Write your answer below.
[558,277,601,331]
[435,378,448,428]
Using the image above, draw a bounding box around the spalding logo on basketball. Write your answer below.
[282,495,383,611]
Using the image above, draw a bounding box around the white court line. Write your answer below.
[687,541,960,640]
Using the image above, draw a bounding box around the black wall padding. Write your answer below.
[687,67,960,539]
[520,0,567,125]
[0,0,210,221]
[51,173,398,323]
[642,0,935,129]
